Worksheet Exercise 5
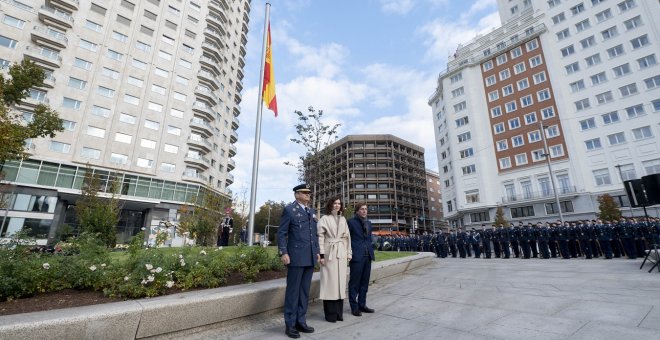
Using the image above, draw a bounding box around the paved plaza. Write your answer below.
[160,257,660,340]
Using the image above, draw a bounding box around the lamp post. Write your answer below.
[267,204,272,227]
[539,122,564,224]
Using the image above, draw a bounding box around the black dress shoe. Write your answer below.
[351,310,362,316]
[360,306,375,313]
[295,323,314,333]
[285,326,300,338]
[325,317,336,323]
[337,315,344,321]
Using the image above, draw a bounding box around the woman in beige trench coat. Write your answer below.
[318,196,352,323]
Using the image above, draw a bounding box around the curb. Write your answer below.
[0,252,435,340]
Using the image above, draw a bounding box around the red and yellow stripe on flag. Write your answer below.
[262,23,278,117]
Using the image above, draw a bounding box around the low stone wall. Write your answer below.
[0,252,434,340]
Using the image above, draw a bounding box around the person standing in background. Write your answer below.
[347,203,375,317]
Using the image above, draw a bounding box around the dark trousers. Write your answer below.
[612,239,622,258]
[482,241,491,258]
[493,241,501,258]
[580,239,592,259]
[323,299,343,322]
[502,242,511,258]
[450,244,457,257]
[466,243,472,257]
[568,240,578,258]
[284,266,314,327]
[521,241,531,259]
[221,226,230,246]
[559,240,570,259]
[549,240,558,258]
[600,239,613,259]
[472,243,481,258]
[530,241,538,258]
[635,239,647,258]
[349,259,371,312]
[458,244,466,258]
[511,240,520,258]
[538,240,550,259]
[622,238,637,259]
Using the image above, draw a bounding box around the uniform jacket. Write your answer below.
[347,215,375,262]
[277,202,320,267]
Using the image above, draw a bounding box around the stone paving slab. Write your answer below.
[172,257,660,340]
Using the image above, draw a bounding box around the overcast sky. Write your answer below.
[232,0,502,208]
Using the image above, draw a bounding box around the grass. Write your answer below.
[374,250,416,262]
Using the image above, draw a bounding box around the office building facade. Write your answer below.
[0,0,249,243]
[430,0,660,228]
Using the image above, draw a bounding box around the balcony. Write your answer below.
[235,80,243,94]
[195,85,219,106]
[31,25,68,49]
[206,14,227,34]
[47,0,79,11]
[501,186,579,204]
[42,72,56,88]
[236,67,244,81]
[190,117,214,137]
[201,42,222,61]
[20,89,49,107]
[233,105,241,117]
[197,70,219,90]
[187,135,212,152]
[230,130,238,143]
[228,144,237,157]
[231,116,239,129]
[38,5,74,29]
[182,171,208,185]
[226,173,234,185]
[234,92,242,105]
[227,159,236,171]
[199,55,221,74]
[192,101,216,121]
[204,27,226,48]
[24,46,62,68]
[184,155,210,169]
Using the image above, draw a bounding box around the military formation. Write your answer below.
[376,217,660,260]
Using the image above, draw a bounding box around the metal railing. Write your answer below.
[501,186,579,203]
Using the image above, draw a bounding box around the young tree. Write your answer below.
[494,205,507,227]
[598,194,622,221]
[284,106,341,211]
[184,190,230,247]
[74,167,122,248]
[0,60,63,162]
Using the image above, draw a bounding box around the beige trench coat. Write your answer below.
[318,214,352,300]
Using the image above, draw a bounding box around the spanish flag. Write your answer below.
[262,23,278,117]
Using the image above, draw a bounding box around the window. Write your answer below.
[127,76,143,87]
[596,9,612,22]
[499,157,512,169]
[541,107,555,119]
[86,126,105,138]
[455,116,469,127]
[585,54,601,67]
[79,39,98,52]
[497,140,509,151]
[612,63,631,77]
[515,153,528,166]
[136,41,151,52]
[533,71,546,84]
[548,0,561,8]
[119,113,136,125]
[585,138,602,150]
[491,106,502,117]
[552,13,566,25]
[593,169,611,186]
[176,76,189,85]
[517,78,529,91]
[483,61,493,72]
[163,144,178,154]
[591,72,607,85]
[510,206,535,218]
[167,126,181,136]
[144,120,160,130]
[631,35,650,49]
[602,111,620,124]
[85,20,103,32]
[68,77,87,90]
[512,135,524,147]
[173,92,186,102]
[502,85,514,96]
[49,141,70,153]
[90,105,110,117]
[81,147,101,159]
[106,49,123,61]
[550,145,564,157]
[461,165,476,175]
[158,50,172,61]
[619,83,638,97]
[62,97,81,110]
[575,19,590,32]
[132,59,147,70]
[97,86,115,98]
[561,45,575,57]
[546,201,574,214]
[638,55,657,69]
[459,148,474,159]
[653,100,660,112]
[537,89,551,101]
[154,68,169,78]
[161,35,175,45]
[451,87,464,98]
[570,3,585,15]
[151,85,166,95]
[528,130,541,143]
[565,62,580,74]
[521,95,533,107]
[147,102,163,112]
[632,126,653,140]
[61,120,76,131]
[73,58,92,70]
[526,39,538,51]
[110,153,128,165]
[454,101,466,112]
[618,0,636,12]
[580,36,596,49]
[457,131,471,143]
[494,123,505,134]
[645,75,660,90]
[470,211,489,222]
[556,28,570,40]
[101,67,120,79]
[509,118,521,129]
[575,98,590,111]
[624,16,642,30]
[596,91,613,104]
[524,112,537,125]
[505,101,517,113]
[496,54,507,65]
[607,45,624,58]
[141,139,156,149]
[136,158,153,169]
[114,133,132,144]
[513,62,526,75]
[488,90,499,102]
[111,31,128,43]
[486,75,496,86]
[607,132,626,145]
[499,69,511,81]
[170,108,184,118]
[532,149,546,162]
[580,118,596,130]
[643,159,660,175]
[601,26,618,40]
[3,15,25,29]
[124,94,139,105]
[545,125,560,138]
[450,73,462,83]
[570,80,586,93]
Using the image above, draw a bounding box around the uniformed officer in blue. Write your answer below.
[278,184,320,338]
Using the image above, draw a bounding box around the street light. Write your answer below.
[267,204,272,227]
[539,122,564,224]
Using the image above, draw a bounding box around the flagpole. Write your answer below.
[247,3,271,246]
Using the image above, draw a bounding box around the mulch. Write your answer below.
[0,270,287,317]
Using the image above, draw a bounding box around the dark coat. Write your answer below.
[347,215,375,262]
[277,202,320,267]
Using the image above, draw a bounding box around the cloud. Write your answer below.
[379,0,450,15]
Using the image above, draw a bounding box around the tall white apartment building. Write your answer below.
[429,0,660,228]
[0,0,249,243]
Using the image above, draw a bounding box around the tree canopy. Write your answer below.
[0,60,63,162]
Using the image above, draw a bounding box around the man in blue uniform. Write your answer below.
[278,184,320,338]
[348,202,376,316]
